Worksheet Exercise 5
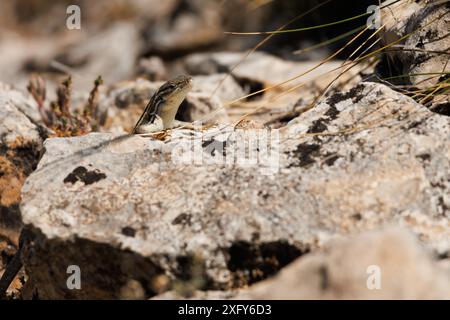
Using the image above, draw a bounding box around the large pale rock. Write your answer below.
[20,82,450,298]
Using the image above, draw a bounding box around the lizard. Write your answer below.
[132,74,194,134]
[0,75,195,298]
[36,75,196,179]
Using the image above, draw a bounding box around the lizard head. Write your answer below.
[132,75,194,133]
[159,75,193,98]
[157,75,193,121]
[171,75,193,89]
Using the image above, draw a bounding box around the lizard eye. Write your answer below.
[158,83,176,95]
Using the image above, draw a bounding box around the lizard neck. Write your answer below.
[160,93,188,128]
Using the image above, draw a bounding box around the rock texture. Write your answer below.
[19,82,450,298]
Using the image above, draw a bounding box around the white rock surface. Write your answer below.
[19,82,450,298]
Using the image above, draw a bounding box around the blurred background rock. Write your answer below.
[0,0,377,91]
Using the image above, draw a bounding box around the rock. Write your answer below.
[180,74,245,125]
[142,0,223,56]
[153,228,450,299]
[183,51,359,88]
[118,279,146,300]
[0,22,141,92]
[285,82,450,253]
[183,51,364,125]
[19,82,450,298]
[431,99,450,117]
[100,79,160,132]
[183,91,229,125]
[380,0,450,89]
[0,87,45,244]
[192,74,246,102]
[136,57,168,82]
[0,83,42,124]
[59,23,141,91]
[239,228,450,299]
[0,30,63,91]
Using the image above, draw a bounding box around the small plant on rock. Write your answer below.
[27,74,105,137]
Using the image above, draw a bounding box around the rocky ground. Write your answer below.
[0,0,449,299]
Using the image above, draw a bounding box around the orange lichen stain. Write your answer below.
[0,156,25,207]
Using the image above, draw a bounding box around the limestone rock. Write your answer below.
[19,82,450,298]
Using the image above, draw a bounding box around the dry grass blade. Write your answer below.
[210,0,334,98]
[230,2,449,133]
